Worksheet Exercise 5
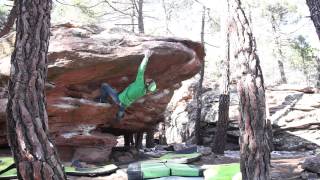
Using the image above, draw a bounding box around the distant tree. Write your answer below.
[161,0,172,34]
[316,56,320,89]
[290,35,315,85]
[0,0,16,38]
[136,0,144,33]
[229,0,271,179]
[195,6,206,145]
[7,0,66,179]
[0,7,7,27]
[264,2,297,84]
[213,0,231,154]
[53,0,146,33]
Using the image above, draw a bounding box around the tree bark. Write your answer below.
[6,1,66,179]
[213,1,231,154]
[229,0,271,179]
[0,1,17,38]
[306,0,320,89]
[137,0,144,34]
[307,0,320,40]
[195,7,206,145]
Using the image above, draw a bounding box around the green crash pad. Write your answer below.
[165,163,202,177]
[159,153,201,164]
[127,162,203,180]
[64,164,118,177]
[127,162,170,180]
[203,163,241,180]
[0,157,118,178]
[0,157,16,179]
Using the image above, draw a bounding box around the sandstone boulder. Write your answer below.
[0,24,204,162]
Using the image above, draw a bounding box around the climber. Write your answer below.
[99,50,157,121]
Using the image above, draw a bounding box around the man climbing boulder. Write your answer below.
[98,50,157,121]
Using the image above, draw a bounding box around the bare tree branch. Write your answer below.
[144,15,159,20]
[204,41,220,48]
[54,0,85,7]
[111,1,132,5]
[131,0,139,13]
[54,0,104,9]
[103,0,132,16]
[94,11,115,17]
[0,1,16,38]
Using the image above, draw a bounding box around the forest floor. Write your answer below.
[68,150,309,180]
[0,147,308,180]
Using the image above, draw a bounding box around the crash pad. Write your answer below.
[64,164,118,177]
[0,157,16,179]
[159,153,201,164]
[203,163,241,180]
[128,162,170,180]
[152,177,204,180]
[0,157,118,178]
[127,162,203,180]
[165,163,203,177]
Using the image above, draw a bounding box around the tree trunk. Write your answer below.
[229,0,271,179]
[271,15,287,84]
[213,95,230,154]
[124,133,134,148]
[6,0,66,179]
[213,2,231,154]
[306,0,320,89]
[316,57,320,89]
[135,132,143,149]
[130,0,136,33]
[137,0,144,34]
[307,0,320,40]
[301,52,309,84]
[195,7,206,145]
[146,128,155,148]
[158,122,167,145]
[0,1,17,38]
[277,59,287,84]
[161,0,170,35]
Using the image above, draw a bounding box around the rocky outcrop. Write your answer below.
[165,81,320,151]
[164,79,239,149]
[269,90,320,151]
[0,24,204,162]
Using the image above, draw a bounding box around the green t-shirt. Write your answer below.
[118,55,150,108]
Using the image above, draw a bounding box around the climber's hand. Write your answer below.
[144,50,153,59]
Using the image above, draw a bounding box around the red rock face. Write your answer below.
[0,24,204,162]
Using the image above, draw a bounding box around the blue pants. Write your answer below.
[100,83,125,120]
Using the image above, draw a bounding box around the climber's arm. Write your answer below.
[136,50,152,82]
